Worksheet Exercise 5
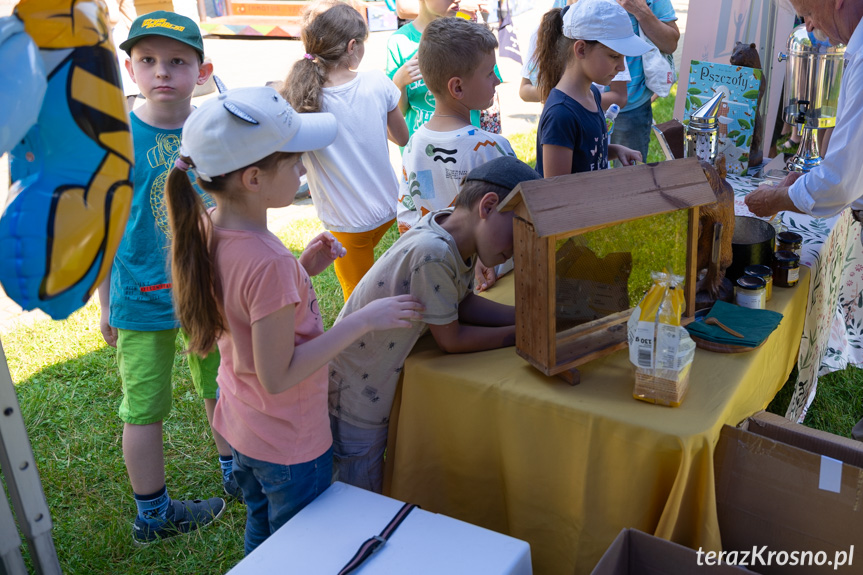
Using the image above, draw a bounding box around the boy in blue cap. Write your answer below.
[329,155,540,493]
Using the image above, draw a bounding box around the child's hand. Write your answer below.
[474,260,497,293]
[356,295,424,330]
[393,55,422,89]
[613,145,643,167]
[299,232,346,277]
[99,307,118,347]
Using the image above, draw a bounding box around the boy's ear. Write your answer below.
[478,192,500,220]
[124,58,136,83]
[197,60,214,86]
[447,75,465,100]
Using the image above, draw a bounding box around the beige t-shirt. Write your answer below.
[329,209,475,429]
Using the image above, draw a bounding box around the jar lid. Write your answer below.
[777,231,803,244]
[774,250,801,263]
[737,276,767,290]
[745,264,772,277]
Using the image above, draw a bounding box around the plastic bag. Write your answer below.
[639,29,676,98]
[627,271,695,406]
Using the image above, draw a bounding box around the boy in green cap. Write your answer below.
[99,10,233,544]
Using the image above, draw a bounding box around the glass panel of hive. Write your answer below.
[553,209,689,334]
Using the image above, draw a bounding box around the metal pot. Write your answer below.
[726,216,776,282]
[779,25,845,130]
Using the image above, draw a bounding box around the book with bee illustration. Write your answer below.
[683,60,762,175]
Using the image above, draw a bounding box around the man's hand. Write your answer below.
[616,0,680,54]
[616,0,651,20]
[744,174,802,218]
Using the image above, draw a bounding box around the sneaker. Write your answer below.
[132,497,225,545]
[223,473,244,504]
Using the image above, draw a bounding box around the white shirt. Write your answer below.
[789,23,863,217]
[397,125,515,232]
[302,70,401,233]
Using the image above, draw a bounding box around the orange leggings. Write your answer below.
[330,219,395,301]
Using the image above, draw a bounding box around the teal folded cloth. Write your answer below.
[685,300,783,348]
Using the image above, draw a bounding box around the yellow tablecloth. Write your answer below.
[386,267,809,575]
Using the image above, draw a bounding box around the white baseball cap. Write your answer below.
[563,0,651,57]
[180,86,337,181]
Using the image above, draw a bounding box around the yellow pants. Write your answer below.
[330,219,395,301]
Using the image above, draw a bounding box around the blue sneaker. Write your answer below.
[133,497,225,545]
[223,473,244,504]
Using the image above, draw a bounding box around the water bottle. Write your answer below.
[605,104,620,135]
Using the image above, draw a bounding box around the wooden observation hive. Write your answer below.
[498,158,717,384]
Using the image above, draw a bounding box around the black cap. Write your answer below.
[465,156,541,191]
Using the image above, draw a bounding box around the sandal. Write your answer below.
[781,137,801,150]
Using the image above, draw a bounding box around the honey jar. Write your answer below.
[745,264,773,301]
[773,250,801,288]
[776,231,802,257]
[735,276,767,309]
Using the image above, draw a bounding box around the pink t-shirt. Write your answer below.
[211,225,331,466]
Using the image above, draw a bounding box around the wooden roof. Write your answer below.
[498,158,717,238]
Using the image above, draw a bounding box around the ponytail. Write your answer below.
[282,2,368,113]
[165,157,224,356]
[535,7,573,102]
[284,54,328,114]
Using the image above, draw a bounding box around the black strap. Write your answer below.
[337,502,418,575]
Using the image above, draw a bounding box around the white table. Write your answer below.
[729,173,863,421]
[227,482,533,575]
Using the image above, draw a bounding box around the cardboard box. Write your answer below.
[715,411,862,575]
[591,529,755,574]
[227,482,532,575]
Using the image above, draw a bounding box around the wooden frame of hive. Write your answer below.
[498,158,717,384]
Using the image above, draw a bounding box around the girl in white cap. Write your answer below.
[534,0,651,177]
[164,86,422,554]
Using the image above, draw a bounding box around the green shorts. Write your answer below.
[117,328,220,425]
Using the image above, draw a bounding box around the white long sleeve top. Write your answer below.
[789,22,863,217]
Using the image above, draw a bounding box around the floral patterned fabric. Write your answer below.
[728,174,863,422]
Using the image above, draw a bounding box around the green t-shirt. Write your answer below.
[386,22,493,150]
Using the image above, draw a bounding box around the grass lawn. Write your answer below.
[1,84,860,573]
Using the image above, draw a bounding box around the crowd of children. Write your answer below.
[99,0,649,555]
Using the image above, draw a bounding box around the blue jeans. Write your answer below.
[611,99,653,165]
[330,415,388,494]
[232,446,333,555]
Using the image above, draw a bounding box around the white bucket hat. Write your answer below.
[181,86,337,181]
[562,0,651,57]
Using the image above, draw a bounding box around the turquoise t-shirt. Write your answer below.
[623,0,677,112]
[110,112,214,331]
[385,22,493,148]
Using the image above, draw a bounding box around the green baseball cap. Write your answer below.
[120,11,204,58]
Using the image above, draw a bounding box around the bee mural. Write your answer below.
[0,0,133,319]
